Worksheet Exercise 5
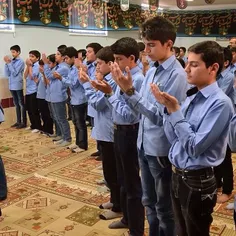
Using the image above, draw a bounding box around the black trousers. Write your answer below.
[171,169,217,236]
[90,117,101,154]
[214,145,233,194]
[71,103,88,150]
[25,93,41,130]
[100,141,121,212]
[37,98,53,134]
[114,124,144,236]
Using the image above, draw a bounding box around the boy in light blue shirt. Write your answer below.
[4,45,26,128]
[24,50,42,133]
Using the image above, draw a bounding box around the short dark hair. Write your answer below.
[96,46,114,63]
[173,46,180,55]
[10,45,21,53]
[57,45,67,51]
[78,49,86,59]
[223,47,232,68]
[64,46,78,58]
[47,54,56,63]
[177,58,185,68]
[141,16,176,45]
[29,50,41,60]
[188,41,224,76]
[111,37,139,62]
[86,43,103,54]
[39,59,44,66]
[137,42,145,52]
[180,47,186,53]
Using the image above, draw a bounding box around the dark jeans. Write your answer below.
[100,141,121,212]
[171,169,217,236]
[66,96,72,119]
[71,103,88,150]
[25,93,41,130]
[10,90,26,125]
[114,124,144,236]
[138,149,174,236]
[37,98,53,134]
[214,145,233,194]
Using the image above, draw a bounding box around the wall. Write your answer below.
[0,25,230,99]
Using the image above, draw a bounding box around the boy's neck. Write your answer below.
[158,51,173,64]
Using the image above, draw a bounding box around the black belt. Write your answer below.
[114,123,139,131]
[172,165,214,177]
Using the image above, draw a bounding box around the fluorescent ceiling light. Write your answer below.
[141,3,163,10]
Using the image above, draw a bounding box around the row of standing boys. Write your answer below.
[3,16,236,236]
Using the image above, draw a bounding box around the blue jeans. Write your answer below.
[48,102,61,137]
[51,101,71,142]
[138,148,175,236]
[10,90,26,125]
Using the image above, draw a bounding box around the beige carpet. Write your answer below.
[0,120,235,235]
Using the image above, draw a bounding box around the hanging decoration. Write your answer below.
[39,0,53,25]
[55,0,69,27]
[148,0,159,11]
[215,12,232,35]
[182,14,198,35]
[176,0,187,10]
[16,0,32,23]
[120,0,129,11]
[92,0,102,9]
[75,0,89,28]
[198,13,214,35]
[0,0,8,21]
[91,1,105,29]
[205,0,216,4]
[106,3,120,29]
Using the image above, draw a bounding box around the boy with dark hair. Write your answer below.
[151,40,234,235]
[42,46,71,147]
[62,46,88,153]
[179,46,187,63]
[91,37,144,236]
[4,45,26,128]
[109,16,188,236]
[230,47,236,74]
[24,50,42,133]
[77,49,86,62]
[35,60,54,135]
[85,42,103,158]
[173,46,180,58]
[79,46,122,221]
[214,47,235,203]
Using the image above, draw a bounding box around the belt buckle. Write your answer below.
[172,165,176,174]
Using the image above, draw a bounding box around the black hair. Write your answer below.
[39,59,44,66]
[188,41,224,76]
[86,43,103,54]
[10,45,21,53]
[173,46,180,55]
[111,37,139,62]
[57,45,67,51]
[47,54,56,63]
[141,16,176,45]
[78,49,86,59]
[29,50,41,60]
[180,47,186,53]
[137,42,145,52]
[223,47,232,68]
[64,46,78,58]
[96,46,115,63]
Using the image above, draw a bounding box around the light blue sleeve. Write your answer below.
[6,60,25,77]
[229,115,236,152]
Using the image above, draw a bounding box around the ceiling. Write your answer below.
[132,0,236,10]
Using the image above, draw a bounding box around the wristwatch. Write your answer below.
[125,87,135,96]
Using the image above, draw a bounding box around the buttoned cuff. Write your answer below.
[168,109,185,127]
[122,91,141,107]
[108,94,117,104]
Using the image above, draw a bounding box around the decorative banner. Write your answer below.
[120,0,129,11]
[55,0,69,27]
[215,12,232,36]
[0,0,8,21]
[16,0,33,23]
[92,0,102,9]
[198,13,214,35]
[39,0,53,25]
[176,0,187,10]
[148,0,159,11]
[205,0,216,4]
[182,14,198,35]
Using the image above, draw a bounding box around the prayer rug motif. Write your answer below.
[66,205,102,226]
[0,226,31,236]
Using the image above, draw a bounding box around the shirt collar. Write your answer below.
[127,65,140,75]
[199,82,219,98]
[159,55,176,70]
[220,66,231,78]
[104,73,112,81]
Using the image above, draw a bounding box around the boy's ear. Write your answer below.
[130,55,135,61]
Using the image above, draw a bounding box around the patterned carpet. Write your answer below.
[0,124,235,235]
